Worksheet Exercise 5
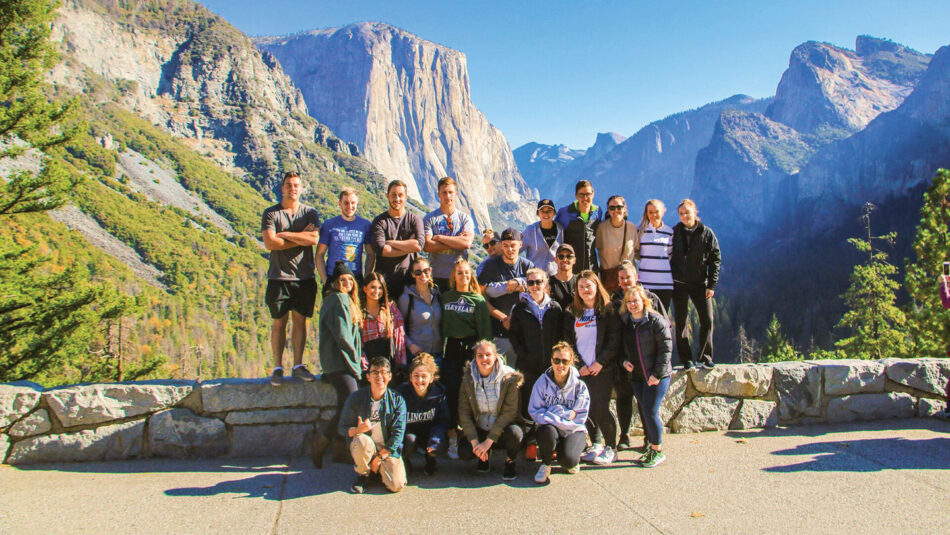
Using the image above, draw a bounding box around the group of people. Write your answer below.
[261,172,722,493]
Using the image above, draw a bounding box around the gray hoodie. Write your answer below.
[528,366,590,433]
[397,285,442,354]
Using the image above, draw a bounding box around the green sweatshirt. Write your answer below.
[440,289,493,340]
[319,292,362,377]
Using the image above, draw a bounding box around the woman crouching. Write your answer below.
[395,353,451,475]
[528,342,590,484]
[458,340,525,481]
[620,286,673,468]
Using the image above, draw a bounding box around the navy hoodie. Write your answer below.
[395,381,451,450]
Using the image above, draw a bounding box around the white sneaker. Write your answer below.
[447,437,459,460]
[566,464,580,474]
[534,463,551,484]
[580,444,604,463]
[592,446,617,466]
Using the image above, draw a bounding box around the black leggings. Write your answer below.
[673,283,714,365]
[322,371,359,439]
[615,369,648,440]
[581,366,618,448]
[458,425,524,462]
[404,430,448,457]
[443,336,476,428]
[536,424,586,468]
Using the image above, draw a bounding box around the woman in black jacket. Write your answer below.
[509,267,564,418]
[670,199,720,369]
[561,269,621,465]
[395,353,451,475]
[621,285,672,468]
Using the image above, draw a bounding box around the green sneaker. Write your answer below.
[637,448,652,464]
[641,449,666,468]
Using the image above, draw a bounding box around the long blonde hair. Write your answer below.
[570,270,611,317]
[449,258,482,294]
[333,274,363,327]
[638,199,666,232]
[622,285,655,315]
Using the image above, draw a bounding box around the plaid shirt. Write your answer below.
[360,300,407,367]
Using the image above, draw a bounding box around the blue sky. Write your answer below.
[201,0,950,150]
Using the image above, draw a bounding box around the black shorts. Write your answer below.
[265,279,318,319]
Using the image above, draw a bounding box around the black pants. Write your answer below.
[581,366,618,448]
[459,425,524,462]
[652,289,673,320]
[519,371,541,421]
[443,336,476,428]
[536,424,586,468]
[322,371,359,439]
[615,369,648,440]
[433,278,451,294]
[404,429,448,457]
[672,283,714,366]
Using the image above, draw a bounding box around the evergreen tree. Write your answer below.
[0,0,135,383]
[735,324,759,363]
[904,169,950,357]
[835,230,909,359]
[760,315,799,362]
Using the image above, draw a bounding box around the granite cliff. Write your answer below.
[256,23,537,229]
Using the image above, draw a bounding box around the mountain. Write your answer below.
[255,23,537,229]
[516,95,769,209]
[514,132,626,203]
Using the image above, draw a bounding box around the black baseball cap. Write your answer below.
[500,227,522,241]
[537,199,556,211]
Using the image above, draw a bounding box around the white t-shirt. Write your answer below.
[369,398,385,449]
[575,308,598,367]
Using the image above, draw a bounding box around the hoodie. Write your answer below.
[458,357,524,442]
[395,381,450,450]
[528,366,590,433]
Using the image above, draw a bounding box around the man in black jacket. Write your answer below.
[670,200,721,369]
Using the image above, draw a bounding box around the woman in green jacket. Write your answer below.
[312,261,363,468]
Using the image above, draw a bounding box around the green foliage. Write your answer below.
[760,315,800,362]
[904,168,950,357]
[834,232,909,359]
[0,0,82,215]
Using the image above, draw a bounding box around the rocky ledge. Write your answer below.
[1,359,947,465]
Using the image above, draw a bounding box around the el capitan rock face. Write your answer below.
[256,23,537,229]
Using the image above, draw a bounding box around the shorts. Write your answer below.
[265,279,318,319]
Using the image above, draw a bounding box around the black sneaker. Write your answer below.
[310,434,330,469]
[701,360,716,369]
[502,460,517,481]
[351,474,371,494]
[617,437,633,451]
[424,453,438,475]
[292,365,316,381]
[270,367,284,386]
[477,458,490,473]
[682,361,694,370]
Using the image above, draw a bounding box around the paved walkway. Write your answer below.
[1,419,948,534]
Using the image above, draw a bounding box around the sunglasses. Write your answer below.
[412,267,432,276]
[526,279,544,287]
[557,254,575,260]
[608,205,625,211]
[552,358,572,366]
[483,239,499,249]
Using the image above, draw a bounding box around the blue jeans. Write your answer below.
[632,376,671,446]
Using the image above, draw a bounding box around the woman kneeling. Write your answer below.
[528,342,590,484]
[458,340,525,481]
[395,353,450,475]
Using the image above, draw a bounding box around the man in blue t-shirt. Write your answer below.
[317,187,373,292]
[423,176,475,292]
[476,227,535,364]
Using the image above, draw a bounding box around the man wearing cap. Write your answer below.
[261,171,320,386]
[521,198,563,276]
[477,228,535,362]
[549,243,577,310]
[423,177,475,292]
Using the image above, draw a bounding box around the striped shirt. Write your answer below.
[637,224,674,291]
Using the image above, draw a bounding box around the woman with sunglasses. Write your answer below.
[440,258,493,458]
[555,180,603,274]
[398,257,443,366]
[620,285,672,468]
[528,342,590,484]
[312,261,364,468]
[549,243,577,310]
[361,272,407,378]
[596,194,640,293]
[509,268,564,418]
[522,199,564,275]
[561,270,621,465]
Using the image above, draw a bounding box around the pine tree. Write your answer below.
[904,169,950,357]
[835,223,909,359]
[760,315,799,362]
[0,0,135,383]
[735,324,759,363]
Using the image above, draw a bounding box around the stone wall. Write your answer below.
[2,359,947,465]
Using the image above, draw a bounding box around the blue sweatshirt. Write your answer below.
[394,381,451,451]
[528,366,590,433]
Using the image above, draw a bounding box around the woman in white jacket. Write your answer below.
[528,341,591,484]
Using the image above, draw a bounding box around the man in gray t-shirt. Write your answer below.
[261,171,320,386]
[369,180,425,300]
[423,176,475,292]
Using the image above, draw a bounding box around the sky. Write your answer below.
[200,0,950,150]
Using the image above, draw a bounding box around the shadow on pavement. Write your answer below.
[763,436,950,472]
[11,457,291,474]
[725,417,950,440]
